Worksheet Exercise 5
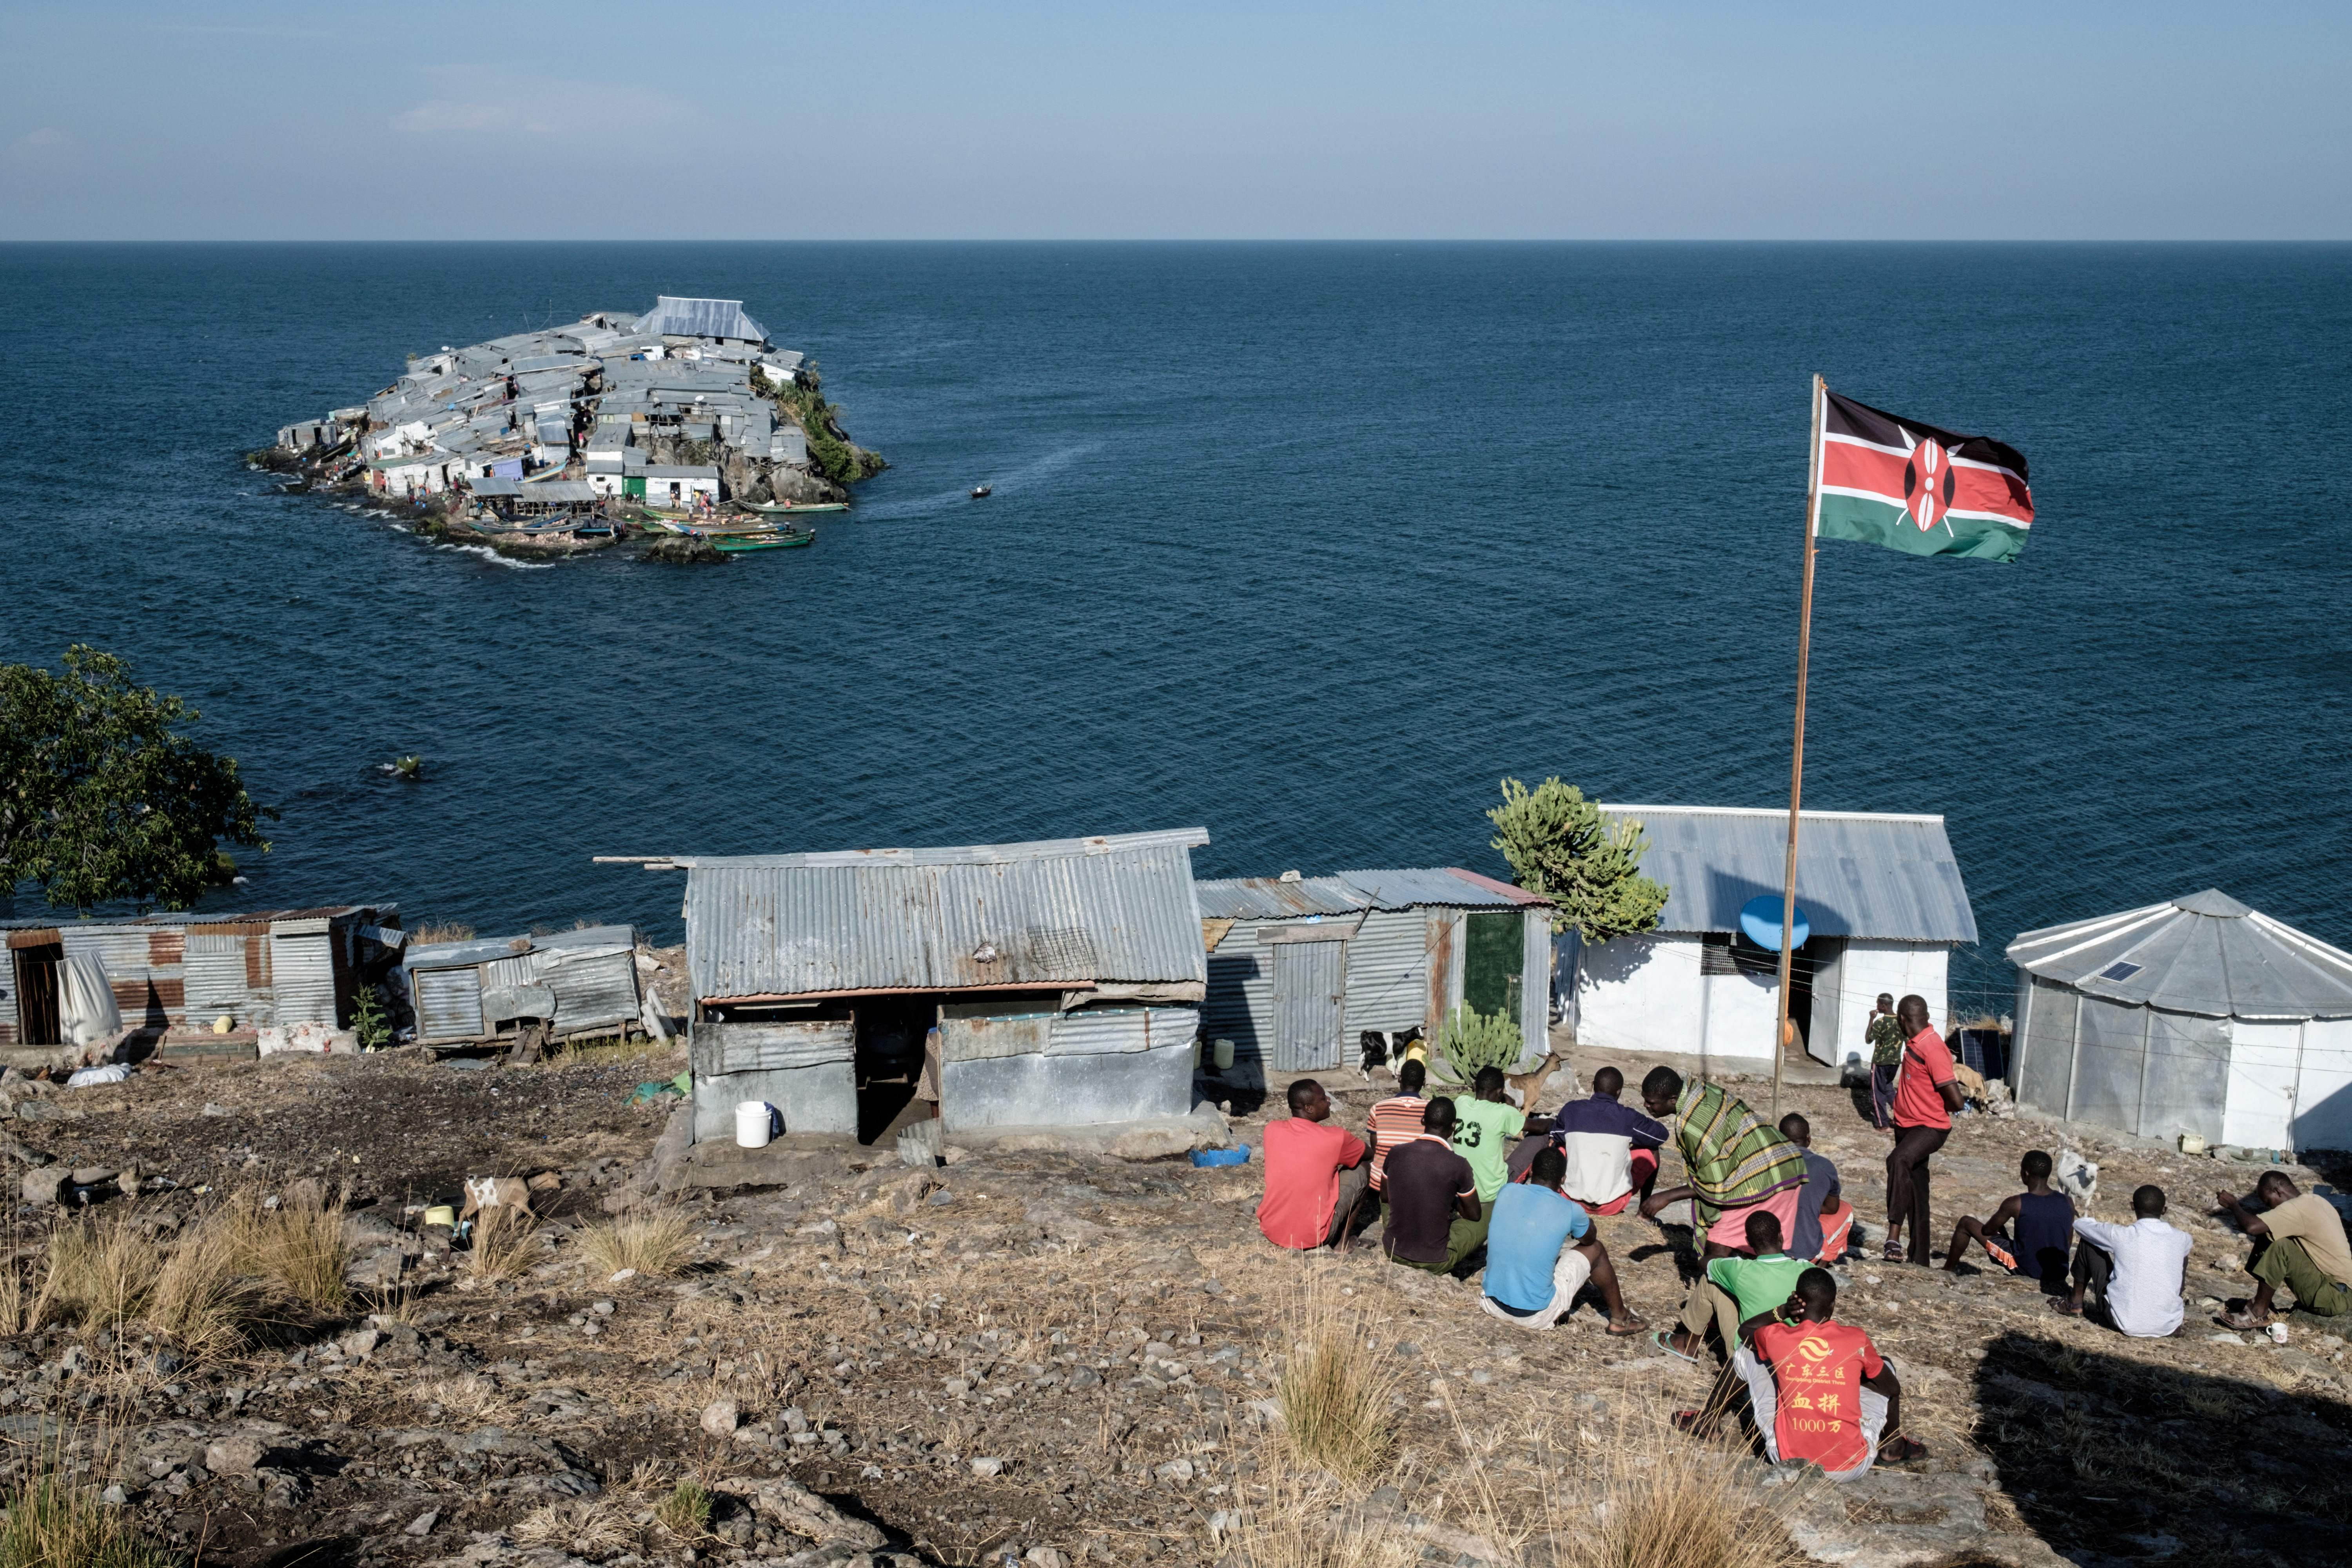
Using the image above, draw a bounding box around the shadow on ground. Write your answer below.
[1975,1329,2352,1563]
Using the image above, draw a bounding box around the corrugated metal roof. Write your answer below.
[1601,805,1977,943]
[2006,890,2352,1020]
[637,296,769,342]
[1332,867,1548,911]
[680,829,1209,1001]
[1193,876,1370,920]
[1196,866,1547,918]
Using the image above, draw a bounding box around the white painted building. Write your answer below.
[1567,807,1976,1071]
[640,464,720,508]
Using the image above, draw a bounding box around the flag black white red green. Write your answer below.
[1814,389,2035,563]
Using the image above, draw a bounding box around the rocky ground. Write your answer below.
[3,1027,2350,1568]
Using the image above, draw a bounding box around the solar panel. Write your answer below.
[2098,960,2143,982]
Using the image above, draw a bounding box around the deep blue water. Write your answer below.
[4,242,2349,1008]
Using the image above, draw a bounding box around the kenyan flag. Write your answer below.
[1816,390,2035,563]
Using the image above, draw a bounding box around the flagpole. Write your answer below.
[1773,374,1828,1120]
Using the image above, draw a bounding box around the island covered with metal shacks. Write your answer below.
[261,296,884,560]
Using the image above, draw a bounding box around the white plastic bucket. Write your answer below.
[1212,1038,1236,1071]
[735,1101,775,1149]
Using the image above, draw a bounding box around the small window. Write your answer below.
[2098,960,2143,982]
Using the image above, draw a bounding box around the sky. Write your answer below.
[3,2,2348,240]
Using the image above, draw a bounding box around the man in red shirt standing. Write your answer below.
[1681,1267,1924,1479]
[1883,994,1964,1266]
[1258,1079,1370,1252]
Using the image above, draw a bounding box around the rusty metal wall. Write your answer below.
[1271,938,1346,1074]
[184,934,255,1024]
[270,929,337,1025]
[1344,908,1429,1036]
[940,1038,1194,1132]
[414,967,483,1043]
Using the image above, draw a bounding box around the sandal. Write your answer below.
[1671,1409,1712,1435]
[2219,1309,2272,1330]
[1882,1238,1905,1262]
[1606,1316,1650,1338]
[1880,1436,1928,1464]
[1651,1328,1701,1365]
[2051,1298,2082,1317]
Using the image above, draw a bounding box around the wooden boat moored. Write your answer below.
[712,530,814,553]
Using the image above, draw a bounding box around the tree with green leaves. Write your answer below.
[1,647,273,914]
[1486,777,1667,943]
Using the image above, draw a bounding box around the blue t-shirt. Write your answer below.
[1482,1183,1592,1312]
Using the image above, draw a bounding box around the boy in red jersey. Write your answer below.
[1675,1267,1924,1479]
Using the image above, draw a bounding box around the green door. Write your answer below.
[624,476,646,499]
[1463,910,1523,1023]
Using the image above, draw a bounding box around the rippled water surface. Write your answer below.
[5,243,2348,1004]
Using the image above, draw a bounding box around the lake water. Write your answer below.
[4,242,2348,1007]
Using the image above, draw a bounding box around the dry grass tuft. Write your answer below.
[417,1374,511,1425]
[1546,1412,1812,1568]
[654,1479,713,1539]
[466,1203,539,1284]
[557,1033,676,1069]
[40,1216,159,1333]
[227,1190,351,1315]
[580,1210,696,1280]
[0,1457,176,1568]
[1230,1456,1418,1568]
[0,1251,34,1335]
[147,1219,278,1355]
[409,920,475,944]
[1273,1272,1399,1482]
[515,1499,636,1559]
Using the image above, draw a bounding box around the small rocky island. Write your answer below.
[264,297,883,559]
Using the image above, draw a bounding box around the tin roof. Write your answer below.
[637,296,769,342]
[2006,890,2352,1020]
[1601,804,1976,944]
[1195,867,1548,918]
[407,923,637,974]
[1193,876,1372,920]
[678,829,1210,1001]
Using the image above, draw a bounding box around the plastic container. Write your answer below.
[736,1100,775,1149]
[422,1204,456,1229]
[2178,1132,2208,1157]
[1191,1145,1250,1167]
[1212,1038,1236,1071]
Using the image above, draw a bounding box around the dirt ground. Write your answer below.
[4,1034,2351,1568]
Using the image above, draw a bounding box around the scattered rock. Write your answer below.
[971,1456,1005,1477]
[404,1509,439,1537]
[700,1398,740,1436]
[205,1435,267,1477]
[712,1474,887,1549]
[201,1103,233,1117]
[1152,1459,1194,1485]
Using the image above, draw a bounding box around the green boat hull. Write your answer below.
[712,531,814,553]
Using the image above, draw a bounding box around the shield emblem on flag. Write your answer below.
[1902,436,1957,530]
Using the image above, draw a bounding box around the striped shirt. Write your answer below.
[1673,1080,1808,1221]
[1365,1094,1428,1191]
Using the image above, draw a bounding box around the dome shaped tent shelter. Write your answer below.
[2006,889,2352,1154]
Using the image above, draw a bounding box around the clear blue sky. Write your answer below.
[4,1,2347,240]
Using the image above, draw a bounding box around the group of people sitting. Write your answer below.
[1256,1046,2352,1482]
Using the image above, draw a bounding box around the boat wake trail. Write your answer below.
[434,542,554,570]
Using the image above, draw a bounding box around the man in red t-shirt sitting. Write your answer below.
[1258,1079,1370,1252]
[1677,1268,1924,1480]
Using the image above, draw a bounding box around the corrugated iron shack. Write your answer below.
[401,926,644,1050]
[665,829,1210,1145]
[0,905,399,1056]
[1196,867,1554,1079]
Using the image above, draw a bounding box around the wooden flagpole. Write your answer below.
[1773,374,1829,1120]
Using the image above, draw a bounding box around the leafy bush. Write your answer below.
[1436,1003,1523,1079]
